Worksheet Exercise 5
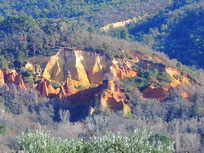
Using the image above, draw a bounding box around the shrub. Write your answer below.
[23,76,34,84]
[0,124,8,134]
[157,72,172,83]
[22,69,33,77]
[191,100,201,117]
[22,69,34,84]
[126,112,134,119]
[150,134,172,147]
[0,56,8,69]
[74,85,86,90]
[51,81,61,89]
[17,129,175,153]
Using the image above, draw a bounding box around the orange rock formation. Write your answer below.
[142,85,170,101]
[3,68,17,84]
[14,74,27,90]
[0,48,195,116]
[59,76,77,99]
[1,68,27,90]
[0,46,197,118]
[26,48,197,113]
[0,69,5,86]
[142,65,194,101]
[97,80,131,115]
[165,67,196,87]
[29,48,137,89]
[152,54,166,64]
[36,78,60,97]
[129,51,148,60]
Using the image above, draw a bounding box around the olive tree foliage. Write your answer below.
[17,129,175,153]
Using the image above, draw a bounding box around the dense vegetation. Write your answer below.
[0,0,171,69]
[127,68,172,90]
[0,0,203,69]
[0,78,203,152]
[109,0,204,68]
[17,129,174,153]
[0,0,167,25]
[0,0,144,19]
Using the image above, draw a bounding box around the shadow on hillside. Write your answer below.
[58,85,102,122]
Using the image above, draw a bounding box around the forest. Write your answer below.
[0,0,203,152]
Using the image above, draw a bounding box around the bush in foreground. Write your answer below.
[17,129,175,153]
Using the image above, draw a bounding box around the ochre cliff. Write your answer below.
[1,47,196,115]
[27,48,196,104]
[30,48,137,88]
[3,69,17,84]
[1,68,27,90]
[165,67,195,87]
[142,66,193,100]
[0,69,5,86]
[58,76,77,99]
[142,85,169,101]
[36,78,60,97]
[96,80,131,115]
[26,48,138,115]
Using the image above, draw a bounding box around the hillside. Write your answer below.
[0,0,203,152]
[108,0,204,68]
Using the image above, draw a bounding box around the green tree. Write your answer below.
[192,100,201,116]
[121,29,129,40]
[0,56,8,69]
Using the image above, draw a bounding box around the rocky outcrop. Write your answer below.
[28,48,196,103]
[30,49,137,89]
[59,76,77,99]
[152,54,165,64]
[96,80,131,115]
[0,47,197,118]
[14,74,27,90]
[142,85,169,101]
[165,67,195,87]
[3,69,17,84]
[36,79,60,97]
[109,59,137,80]
[0,69,5,86]
[141,66,195,101]
[2,68,27,90]
[129,51,148,60]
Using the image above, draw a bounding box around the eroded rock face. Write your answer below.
[0,69,5,86]
[21,48,197,115]
[3,69,17,84]
[96,80,131,115]
[165,67,195,87]
[2,47,196,113]
[100,15,147,32]
[14,74,27,90]
[142,85,170,101]
[141,66,195,101]
[129,51,148,60]
[1,68,27,90]
[59,76,77,99]
[30,49,137,88]
[36,79,60,97]
[152,54,166,64]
